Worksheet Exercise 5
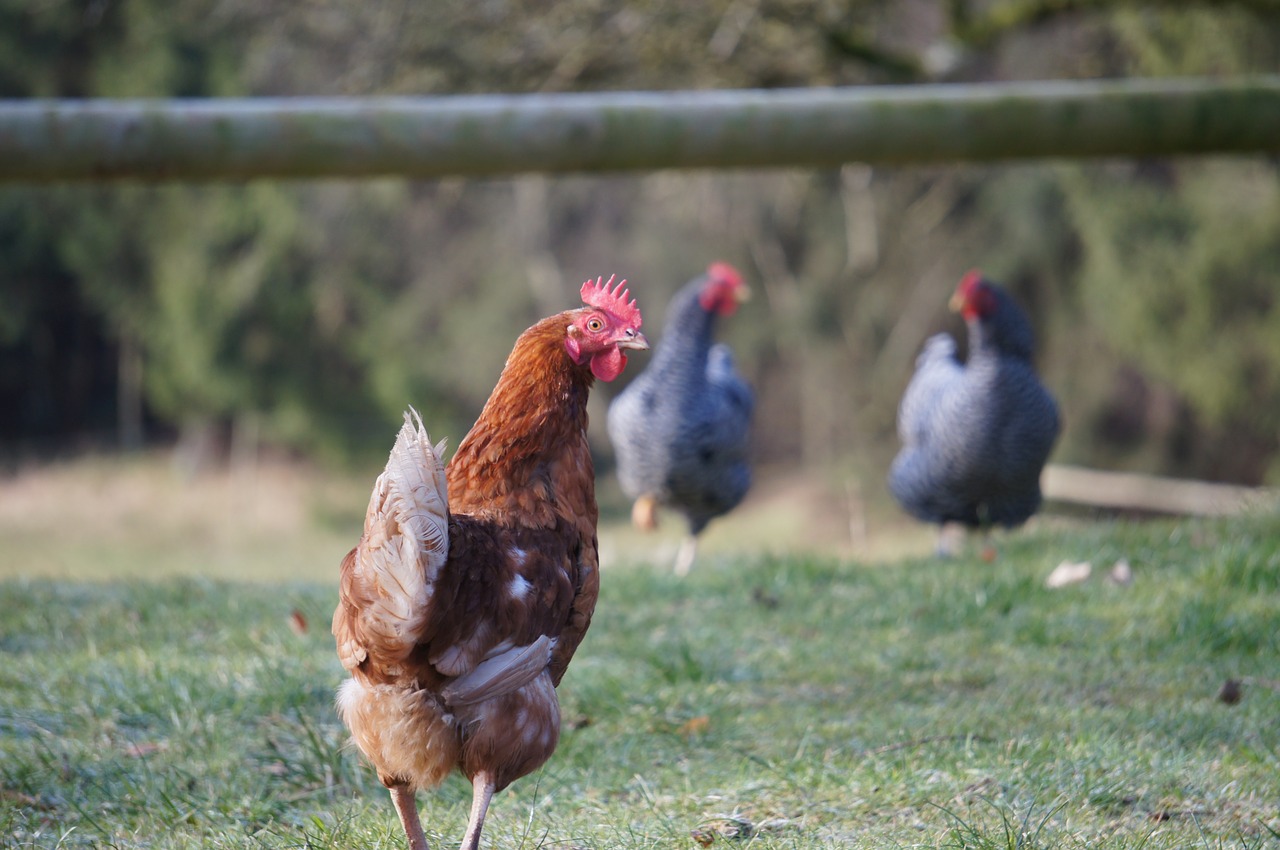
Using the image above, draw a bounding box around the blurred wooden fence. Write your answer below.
[1043,465,1279,516]
[0,76,1278,182]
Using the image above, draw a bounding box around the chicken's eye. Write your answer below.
[586,317,605,333]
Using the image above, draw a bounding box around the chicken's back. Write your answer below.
[978,358,1060,525]
[889,352,1058,528]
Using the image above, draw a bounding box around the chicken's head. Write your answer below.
[949,269,998,322]
[949,269,1037,358]
[698,262,750,316]
[567,275,649,382]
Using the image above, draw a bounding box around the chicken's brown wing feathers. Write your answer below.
[411,517,580,679]
[549,555,597,686]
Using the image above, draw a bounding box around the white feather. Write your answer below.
[355,407,450,662]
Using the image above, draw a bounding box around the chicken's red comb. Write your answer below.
[707,262,744,288]
[952,269,996,319]
[957,268,985,294]
[581,275,642,327]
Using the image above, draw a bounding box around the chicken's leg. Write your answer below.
[934,522,962,558]
[459,771,496,850]
[389,784,430,850]
[673,534,698,577]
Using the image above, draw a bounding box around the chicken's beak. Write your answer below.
[734,285,752,304]
[617,329,650,351]
[948,292,965,313]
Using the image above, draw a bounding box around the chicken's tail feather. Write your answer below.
[339,408,450,673]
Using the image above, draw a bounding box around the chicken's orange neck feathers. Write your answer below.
[446,313,597,524]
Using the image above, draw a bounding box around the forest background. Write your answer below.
[4,0,1280,505]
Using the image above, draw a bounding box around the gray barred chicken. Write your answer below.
[333,277,646,850]
[888,271,1060,554]
[606,262,753,575]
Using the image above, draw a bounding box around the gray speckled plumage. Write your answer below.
[888,279,1060,529]
[607,272,753,537]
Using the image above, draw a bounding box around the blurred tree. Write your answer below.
[1054,8,1280,483]
[0,189,121,452]
[0,0,259,463]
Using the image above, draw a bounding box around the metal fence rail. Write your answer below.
[1,76,1278,183]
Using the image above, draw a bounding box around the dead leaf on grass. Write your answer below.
[751,587,780,609]
[1045,561,1091,588]
[693,816,758,844]
[1150,807,1209,822]
[1218,678,1243,705]
[123,741,166,758]
[1107,559,1133,586]
[678,716,710,738]
[1,789,57,810]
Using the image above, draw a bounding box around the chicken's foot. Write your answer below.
[389,784,430,850]
[632,494,659,531]
[460,771,496,850]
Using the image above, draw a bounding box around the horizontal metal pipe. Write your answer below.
[0,77,1277,182]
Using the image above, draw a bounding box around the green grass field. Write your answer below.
[1,457,1278,849]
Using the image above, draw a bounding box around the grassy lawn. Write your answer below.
[1,457,1277,848]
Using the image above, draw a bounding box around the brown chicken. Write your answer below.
[332,277,647,850]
